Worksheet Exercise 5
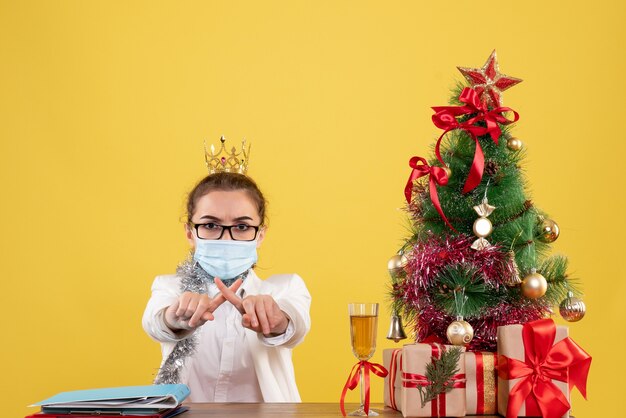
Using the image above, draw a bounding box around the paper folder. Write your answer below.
[30,384,190,415]
[25,405,189,418]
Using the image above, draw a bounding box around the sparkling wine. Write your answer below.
[350,314,378,360]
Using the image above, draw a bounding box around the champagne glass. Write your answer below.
[348,303,379,416]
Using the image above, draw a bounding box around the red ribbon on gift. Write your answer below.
[475,352,486,414]
[497,319,592,418]
[340,360,388,416]
[404,156,455,231]
[466,351,498,415]
[431,87,519,194]
[402,374,466,417]
[401,344,466,417]
[388,348,403,410]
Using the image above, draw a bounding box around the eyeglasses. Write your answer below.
[191,222,261,241]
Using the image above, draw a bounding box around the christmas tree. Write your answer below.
[389,51,586,351]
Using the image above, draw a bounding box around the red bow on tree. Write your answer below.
[431,87,519,194]
[404,156,455,231]
[498,319,592,418]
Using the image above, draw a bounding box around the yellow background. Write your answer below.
[1,1,624,417]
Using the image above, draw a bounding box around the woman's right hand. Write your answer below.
[164,279,243,331]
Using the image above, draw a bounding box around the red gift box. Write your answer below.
[496,319,591,418]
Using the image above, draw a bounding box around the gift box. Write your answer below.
[383,348,403,411]
[400,343,466,417]
[497,319,591,418]
[464,351,497,415]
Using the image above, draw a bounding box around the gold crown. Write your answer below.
[204,136,251,174]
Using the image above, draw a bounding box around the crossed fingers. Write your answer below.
[215,278,289,336]
[166,279,243,330]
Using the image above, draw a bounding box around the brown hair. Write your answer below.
[186,172,267,224]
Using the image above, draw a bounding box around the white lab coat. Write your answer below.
[142,270,311,402]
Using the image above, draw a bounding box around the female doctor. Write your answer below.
[142,170,311,402]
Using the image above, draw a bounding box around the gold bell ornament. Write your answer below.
[386,311,408,342]
[387,253,408,342]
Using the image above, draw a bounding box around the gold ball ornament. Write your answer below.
[387,254,408,273]
[559,291,586,322]
[473,217,493,238]
[507,137,523,151]
[446,319,474,345]
[539,218,560,243]
[521,271,548,299]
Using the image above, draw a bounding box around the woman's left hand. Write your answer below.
[215,277,290,336]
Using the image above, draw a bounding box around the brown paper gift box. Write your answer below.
[399,343,466,417]
[383,348,403,411]
[497,323,570,418]
[464,351,497,415]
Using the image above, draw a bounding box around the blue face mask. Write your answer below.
[193,238,258,280]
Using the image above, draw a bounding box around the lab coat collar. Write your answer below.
[240,268,262,297]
